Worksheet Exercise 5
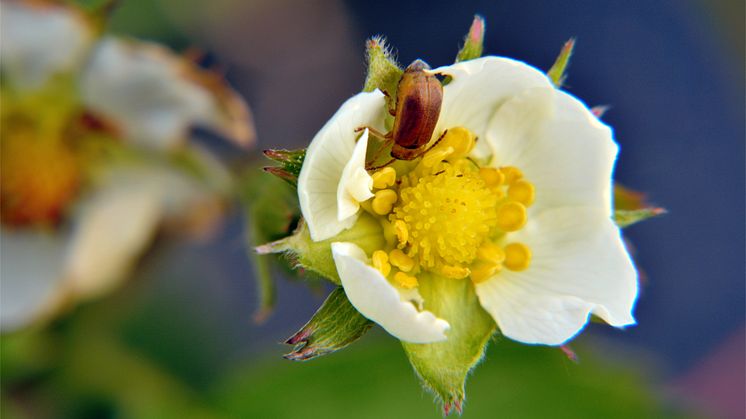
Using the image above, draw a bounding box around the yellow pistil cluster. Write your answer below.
[364,126,534,288]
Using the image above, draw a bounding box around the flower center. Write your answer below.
[364,127,535,288]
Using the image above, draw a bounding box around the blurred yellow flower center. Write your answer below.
[1,127,81,227]
[364,126,534,287]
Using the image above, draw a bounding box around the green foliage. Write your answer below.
[615,208,666,228]
[213,334,682,419]
[363,36,403,116]
[455,15,486,63]
[240,169,300,321]
[547,39,576,87]
[284,288,373,361]
[402,274,495,413]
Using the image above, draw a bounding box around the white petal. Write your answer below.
[64,179,162,299]
[475,207,637,345]
[298,91,386,241]
[81,37,253,149]
[0,229,67,331]
[486,87,618,214]
[331,242,449,343]
[337,130,374,221]
[430,57,553,159]
[0,2,93,90]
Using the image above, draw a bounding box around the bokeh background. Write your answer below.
[2,0,744,418]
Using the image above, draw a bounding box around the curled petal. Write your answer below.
[475,207,637,345]
[430,57,553,159]
[0,2,93,90]
[331,242,450,343]
[81,37,254,149]
[336,129,374,221]
[298,91,386,241]
[486,87,617,214]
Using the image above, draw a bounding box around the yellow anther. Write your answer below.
[421,146,454,168]
[499,166,523,184]
[496,201,527,232]
[439,127,476,158]
[479,167,505,186]
[393,219,409,246]
[372,189,398,215]
[508,179,535,206]
[371,167,396,189]
[394,271,419,289]
[477,242,506,264]
[372,250,391,277]
[504,243,532,271]
[470,261,501,284]
[437,264,471,279]
[389,249,415,272]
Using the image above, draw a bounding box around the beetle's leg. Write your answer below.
[422,129,449,154]
[354,126,391,141]
[365,136,394,170]
[366,158,395,171]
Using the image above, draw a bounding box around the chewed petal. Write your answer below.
[486,87,618,215]
[475,207,637,345]
[0,229,67,331]
[81,37,254,149]
[331,242,450,343]
[64,178,163,299]
[337,130,374,221]
[430,57,553,160]
[299,91,386,241]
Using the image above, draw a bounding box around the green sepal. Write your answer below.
[240,170,300,322]
[614,208,666,228]
[363,36,402,116]
[547,38,576,87]
[284,288,373,361]
[262,148,306,187]
[256,213,385,285]
[401,274,496,415]
[455,15,486,63]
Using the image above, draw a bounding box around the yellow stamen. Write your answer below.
[421,146,454,168]
[470,261,502,284]
[496,201,527,232]
[393,219,409,246]
[477,242,506,264]
[394,271,419,289]
[479,167,504,186]
[372,167,396,189]
[389,249,415,272]
[437,127,476,158]
[499,166,523,184]
[372,189,397,215]
[508,179,535,206]
[504,243,532,271]
[372,250,391,277]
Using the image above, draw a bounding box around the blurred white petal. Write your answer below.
[0,229,67,331]
[81,37,254,149]
[0,2,93,90]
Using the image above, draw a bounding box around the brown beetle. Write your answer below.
[360,59,444,165]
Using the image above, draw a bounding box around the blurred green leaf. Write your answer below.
[213,334,683,419]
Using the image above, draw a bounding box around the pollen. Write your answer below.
[372,250,391,277]
[394,271,419,289]
[508,179,535,206]
[372,167,396,189]
[390,156,498,272]
[496,201,527,232]
[389,249,415,272]
[372,189,397,215]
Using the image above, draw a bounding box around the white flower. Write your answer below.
[0,1,250,331]
[297,57,637,345]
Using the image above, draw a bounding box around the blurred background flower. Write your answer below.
[1,0,254,330]
[1,0,743,418]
